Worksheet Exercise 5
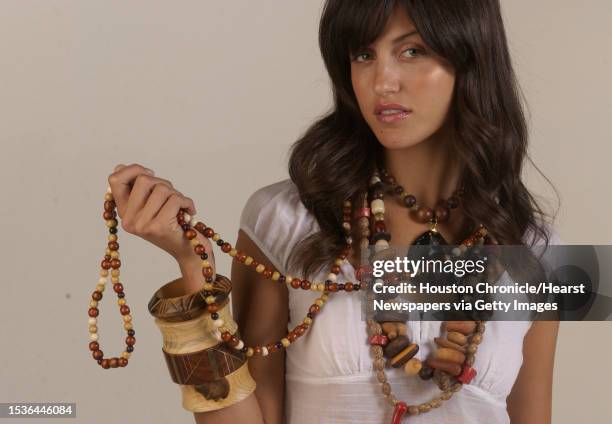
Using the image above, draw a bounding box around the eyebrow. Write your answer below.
[392,30,419,43]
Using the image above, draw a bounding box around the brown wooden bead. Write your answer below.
[254,346,262,355]
[291,278,301,289]
[435,347,466,364]
[108,241,119,251]
[104,200,115,211]
[202,268,214,278]
[88,308,99,317]
[287,332,297,342]
[101,359,110,369]
[300,280,311,290]
[194,244,206,255]
[445,321,476,335]
[207,304,218,313]
[184,229,197,240]
[113,283,124,293]
[434,205,450,223]
[194,222,206,232]
[426,358,462,376]
[389,343,419,368]
[221,243,232,253]
[295,325,306,336]
[110,358,119,368]
[434,337,466,353]
[93,350,104,360]
[92,291,103,301]
[263,269,273,278]
[120,305,130,315]
[118,358,128,367]
[101,259,111,270]
[203,228,214,238]
[89,341,99,351]
[110,259,121,269]
[471,333,483,345]
[331,265,341,274]
[221,332,232,342]
[413,206,433,223]
[126,336,136,346]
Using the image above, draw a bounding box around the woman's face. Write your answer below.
[350,6,455,149]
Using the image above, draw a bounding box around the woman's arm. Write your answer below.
[193,229,288,424]
[506,320,560,424]
[197,229,289,424]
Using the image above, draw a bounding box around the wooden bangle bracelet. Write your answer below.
[148,273,231,322]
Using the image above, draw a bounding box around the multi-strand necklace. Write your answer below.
[89,166,491,423]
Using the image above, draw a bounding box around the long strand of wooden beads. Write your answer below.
[175,198,358,357]
[88,187,135,369]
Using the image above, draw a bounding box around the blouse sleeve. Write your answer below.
[238,179,319,276]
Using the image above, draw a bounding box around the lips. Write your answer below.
[374,102,411,116]
[374,103,412,123]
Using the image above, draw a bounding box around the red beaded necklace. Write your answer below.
[89,168,490,423]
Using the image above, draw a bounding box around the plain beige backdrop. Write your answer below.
[1,1,610,423]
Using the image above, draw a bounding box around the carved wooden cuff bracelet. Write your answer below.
[148,273,256,412]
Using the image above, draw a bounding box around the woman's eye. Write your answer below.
[353,52,371,63]
[401,48,421,58]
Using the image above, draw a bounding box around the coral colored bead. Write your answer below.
[391,401,408,424]
[369,334,388,346]
[457,365,477,384]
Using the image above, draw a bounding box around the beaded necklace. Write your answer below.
[89,168,491,423]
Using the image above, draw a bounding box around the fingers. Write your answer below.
[136,183,182,228]
[155,192,197,230]
[124,174,174,223]
[108,163,154,218]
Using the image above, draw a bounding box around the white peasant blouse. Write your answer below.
[239,178,561,424]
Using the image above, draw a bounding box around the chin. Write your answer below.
[376,132,424,150]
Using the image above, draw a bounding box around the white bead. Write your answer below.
[374,239,389,252]
[213,330,222,341]
[327,273,337,282]
[183,213,191,223]
[261,347,269,356]
[98,277,106,284]
[89,333,98,341]
[371,199,385,215]
[88,317,97,326]
[213,319,224,328]
[236,340,244,350]
[190,215,198,225]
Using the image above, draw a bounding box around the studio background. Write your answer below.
[1,1,610,423]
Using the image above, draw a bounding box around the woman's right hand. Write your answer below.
[107,163,214,268]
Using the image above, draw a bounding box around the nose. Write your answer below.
[373,60,400,96]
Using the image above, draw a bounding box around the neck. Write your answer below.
[381,131,462,207]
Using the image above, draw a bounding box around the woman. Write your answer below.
[108,0,559,422]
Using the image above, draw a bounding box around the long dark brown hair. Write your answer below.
[286,0,559,278]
